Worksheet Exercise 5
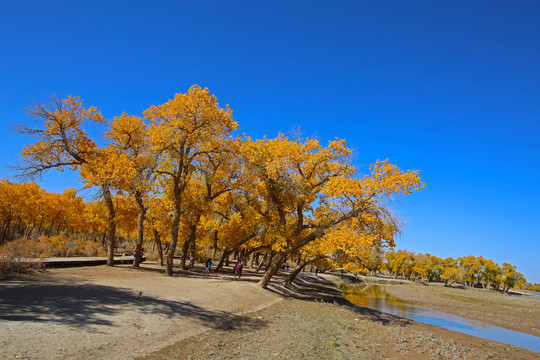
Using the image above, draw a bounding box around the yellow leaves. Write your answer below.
[107,113,146,149]
[16,88,426,279]
[145,85,237,149]
[61,95,105,125]
[0,180,94,241]
[327,138,351,157]
[240,143,416,270]
[357,159,424,200]
[20,95,103,181]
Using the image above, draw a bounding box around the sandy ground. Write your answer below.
[0,262,281,360]
[1,264,538,360]
[139,297,539,360]
[138,273,539,360]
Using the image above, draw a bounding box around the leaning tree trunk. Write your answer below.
[262,249,274,272]
[243,246,267,266]
[215,248,233,273]
[153,229,163,266]
[256,251,270,273]
[102,183,116,267]
[0,218,11,244]
[282,259,308,286]
[258,252,287,289]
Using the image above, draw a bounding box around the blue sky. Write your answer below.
[1,1,538,282]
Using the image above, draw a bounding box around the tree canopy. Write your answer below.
[9,85,431,288]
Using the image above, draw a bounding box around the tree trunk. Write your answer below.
[37,219,44,236]
[212,230,218,260]
[55,221,63,235]
[180,237,190,270]
[181,218,199,270]
[215,248,233,273]
[0,218,11,244]
[252,252,259,268]
[188,236,196,268]
[165,209,181,276]
[256,251,269,272]
[132,193,147,268]
[282,259,307,286]
[132,212,145,268]
[239,248,246,262]
[153,229,163,266]
[102,183,116,266]
[258,252,287,288]
[265,250,274,271]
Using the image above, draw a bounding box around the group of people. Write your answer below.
[205,258,244,278]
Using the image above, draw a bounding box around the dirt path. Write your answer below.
[0,263,281,360]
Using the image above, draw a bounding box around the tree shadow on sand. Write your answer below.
[114,265,413,329]
[0,278,268,331]
[266,272,412,328]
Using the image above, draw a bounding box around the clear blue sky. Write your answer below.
[1,1,539,282]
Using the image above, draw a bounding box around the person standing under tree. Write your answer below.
[139,247,145,263]
[234,261,243,279]
[205,258,212,277]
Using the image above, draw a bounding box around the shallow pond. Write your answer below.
[340,284,540,353]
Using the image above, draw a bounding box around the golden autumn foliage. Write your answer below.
[11,85,431,286]
[18,95,122,265]
[381,250,527,291]
[0,180,109,263]
[19,95,104,178]
[142,85,238,275]
[9,87,534,290]
[234,134,424,287]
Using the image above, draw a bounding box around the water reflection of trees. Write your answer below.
[341,284,410,314]
[342,284,492,328]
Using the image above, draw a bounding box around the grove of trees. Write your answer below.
[0,85,426,288]
[1,86,535,293]
[0,180,533,292]
[353,248,529,292]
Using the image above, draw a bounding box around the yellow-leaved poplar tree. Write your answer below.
[144,85,238,275]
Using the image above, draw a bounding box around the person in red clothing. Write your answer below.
[234,261,243,279]
[139,247,145,263]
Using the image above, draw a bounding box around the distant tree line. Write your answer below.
[349,247,535,292]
